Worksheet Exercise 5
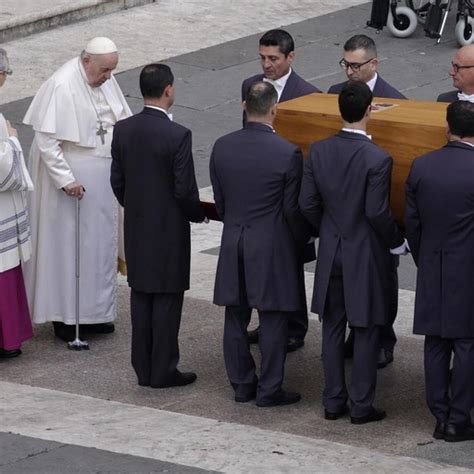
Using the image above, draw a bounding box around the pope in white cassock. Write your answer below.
[23,37,131,342]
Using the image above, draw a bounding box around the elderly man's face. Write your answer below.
[342,48,378,84]
[259,45,294,81]
[450,46,474,94]
[83,52,118,88]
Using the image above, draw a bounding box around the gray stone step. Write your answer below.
[0,0,155,43]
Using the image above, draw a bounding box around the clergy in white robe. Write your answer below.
[23,37,131,341]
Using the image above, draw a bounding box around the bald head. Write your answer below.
[450,45,474,94]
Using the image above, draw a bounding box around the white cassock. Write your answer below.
[23,57,131,324]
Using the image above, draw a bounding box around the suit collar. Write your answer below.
[337,130,372,142]
[244,121,275,133]
[279,70,297,102]
[446,140,474,152]
[141,107,170,119]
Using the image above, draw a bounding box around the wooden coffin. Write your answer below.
[274,93,449,226]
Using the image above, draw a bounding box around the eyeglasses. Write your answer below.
[451,62,474,73]
[0,69,12,76]
[339,58,374,71]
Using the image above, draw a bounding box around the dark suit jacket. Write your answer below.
[328,75,406,99]
[437,90,458,103]
[405,141,474,338]
[111,107,204,293]
[210,122,310,311]
[241,70,319,263]
[299,131,404,327]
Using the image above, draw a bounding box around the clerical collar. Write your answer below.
[457,91,474,103]
[263,68,292,101]
[366,73,378,92]
[145,105,173,121]
[342,128,372,140]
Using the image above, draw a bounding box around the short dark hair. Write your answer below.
[139,63,174,99]
[259,29,294,56]
[338,81,373,123]
[245,81,278,117]
[344,34,377,58]
[447,100,474,138]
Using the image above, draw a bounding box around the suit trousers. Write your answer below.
[288,264,309,340]
[322,248,380,417]
[130,289,184,387]
[346,257,398,353]
[424,335,474,427]
[223,234,288,403]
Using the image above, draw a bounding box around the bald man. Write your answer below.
[438,45,474,103]
[24,38,132,343]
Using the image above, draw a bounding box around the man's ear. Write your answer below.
[242,100,247,112]
[287,51,295,65]
[446,121,451,140]
[271,103,278,116]
[164,84,173,98]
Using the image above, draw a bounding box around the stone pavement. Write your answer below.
[1,1,474,472]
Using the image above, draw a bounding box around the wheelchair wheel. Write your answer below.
[455,17,474,46]
[387,6,418,38]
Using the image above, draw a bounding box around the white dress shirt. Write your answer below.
[145,105,173,121]
[263,68,292,101]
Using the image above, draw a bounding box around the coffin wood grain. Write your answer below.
[274,93,448,226]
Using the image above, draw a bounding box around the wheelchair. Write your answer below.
[367,0,474,45]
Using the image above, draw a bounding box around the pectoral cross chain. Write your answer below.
[97,123,107,145]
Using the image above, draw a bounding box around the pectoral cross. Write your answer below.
[97,123,107,145]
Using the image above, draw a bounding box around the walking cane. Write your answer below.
[68,196,89,350]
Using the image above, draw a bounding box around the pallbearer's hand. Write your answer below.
[63,182,85,200]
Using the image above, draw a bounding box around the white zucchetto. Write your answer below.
[85,37,118,55]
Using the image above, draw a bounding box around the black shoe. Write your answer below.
[351,408,386,425]
[151,371,197,388]
[235,391,257,403]
[256,390,301,407]
[53,322,76,342]
[444,423,474,442]
[377,349,394,369]
[247,326,259,344]
[433,421,446,440]
[286,337,304,353]
[0,348,22,358]
[81,323,115,334]
[324,405,349,421]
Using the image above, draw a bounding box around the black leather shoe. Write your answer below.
[444,423,474,442]
[235,391,257,403]
[247,326,259,344]
[0,348,22,358]
[324,405,349,421]
[256,390,301,407]
[287,337,304,353]
[81,323,115,334]
[433,421,446,440]
[377,349,394,369]
[151,371,197,388]
[53,322,76,342]
[351,408,386,425]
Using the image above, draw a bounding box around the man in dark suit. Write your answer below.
[437,45,474,103]
[210,81,308,407]
[329,34,404,370]
[299,82,406,424]
[241,28,319,352]
[328,35,405,100]
[111,64,205,388]
[405,100,474,442]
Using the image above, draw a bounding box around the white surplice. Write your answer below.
[23,58,131,324]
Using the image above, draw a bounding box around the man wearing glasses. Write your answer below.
[328,34,406,100]
[438,45,474,103]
